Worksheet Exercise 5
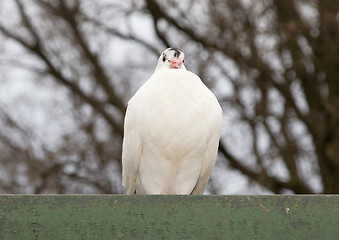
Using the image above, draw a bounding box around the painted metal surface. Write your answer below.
[0,195,338,239]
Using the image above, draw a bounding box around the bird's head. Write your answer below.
[155,48,186,71]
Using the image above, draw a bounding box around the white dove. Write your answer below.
[122,48,222,194]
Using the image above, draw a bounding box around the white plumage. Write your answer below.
[122,48,222,194]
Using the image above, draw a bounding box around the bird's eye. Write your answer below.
[183,59,184,63]
[162,57,166,62]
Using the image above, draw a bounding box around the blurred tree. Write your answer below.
[0,0,338,193]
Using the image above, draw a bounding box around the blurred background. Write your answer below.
[0,0,338,194]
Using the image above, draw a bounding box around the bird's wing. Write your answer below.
[121,102,142,194]
[191,116,222,195]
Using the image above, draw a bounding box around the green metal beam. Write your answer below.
[0,195,338,239]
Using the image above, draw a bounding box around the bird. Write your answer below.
[122,48,222,194]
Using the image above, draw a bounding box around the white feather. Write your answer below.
[122,49,222,194]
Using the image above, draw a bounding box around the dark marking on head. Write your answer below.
[169,48,182,58]
[162,53,166,62]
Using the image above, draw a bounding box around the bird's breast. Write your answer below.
[129,70,219,163]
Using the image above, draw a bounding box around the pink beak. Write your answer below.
[169,58,183,69]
